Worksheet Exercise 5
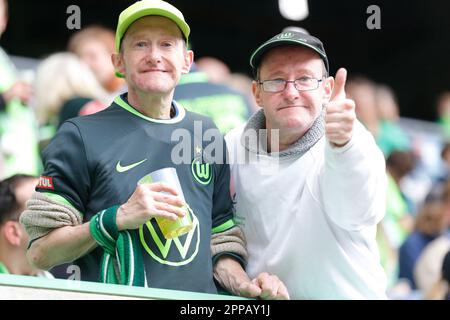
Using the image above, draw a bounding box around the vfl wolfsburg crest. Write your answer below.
[139,212,200,266]
[277,32,294,39]
[191,157,213,185]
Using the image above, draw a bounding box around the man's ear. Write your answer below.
[252,80,262,109]
[112,52,125,76]
[323,76,334,103]
[181,49,194,74]
[2,221,21,247]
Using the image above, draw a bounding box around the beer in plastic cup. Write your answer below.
[138,167,193,239]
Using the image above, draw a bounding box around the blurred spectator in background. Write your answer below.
[385,150,416,241]
[398,197,450,290]
[196,56,230,84]
[346,75,380,138]
[67,25,126,98]
[225,72,258,113]
[414,232,450,298]
[437,142,450,183]
[425,249,450,299]
[33,52,109,151]
[413,179,450,297]
[378,150,416,287]
[374,84,411,158]
[0,174,52,277]
[0,0,40,179]
[174,62,253,134]
[436,91,450,139]
[411,142,450,216]
[347,77,412,160]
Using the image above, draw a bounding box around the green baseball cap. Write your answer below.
[115,0,190,53]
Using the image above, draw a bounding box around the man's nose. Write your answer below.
[283,81,300,100]
[145,45,162,63]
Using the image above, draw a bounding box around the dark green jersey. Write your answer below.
[37,95,235,294]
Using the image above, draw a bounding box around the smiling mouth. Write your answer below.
[141,69,166,73]
[278,105,304,110]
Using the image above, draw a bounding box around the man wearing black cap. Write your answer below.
[226,30,388,299]
[20,0,288,299]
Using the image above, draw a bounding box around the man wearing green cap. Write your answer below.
[21,0,288,298]
[226,30,387,299]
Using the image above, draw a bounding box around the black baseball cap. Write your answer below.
[250,31,329,74]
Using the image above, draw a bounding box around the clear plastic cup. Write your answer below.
[138,167,193,239]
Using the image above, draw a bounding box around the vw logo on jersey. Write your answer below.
[139,212,200,266]
[191,157,213,185]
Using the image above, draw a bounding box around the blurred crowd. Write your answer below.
[0,0,449,299]
[346,76,450,299]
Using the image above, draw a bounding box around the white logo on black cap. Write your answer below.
[276,32,308,43]
[277,32,294,39]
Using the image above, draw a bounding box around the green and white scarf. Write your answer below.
[90,206,145,286]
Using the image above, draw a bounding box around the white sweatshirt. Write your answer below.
[225,121,387,299]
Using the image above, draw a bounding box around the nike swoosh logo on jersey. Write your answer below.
[116,159,147,173]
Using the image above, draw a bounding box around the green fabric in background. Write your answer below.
[0,262,9,274]
[376,120,411,158]
[0,47,41,178]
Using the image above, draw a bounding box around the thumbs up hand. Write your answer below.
[325,68,356,147]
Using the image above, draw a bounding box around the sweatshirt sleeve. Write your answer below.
[320,120,387,231]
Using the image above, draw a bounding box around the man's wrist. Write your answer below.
[115,206,125,231]
[214,256,250,296]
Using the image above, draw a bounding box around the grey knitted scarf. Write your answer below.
[241,108,325,158]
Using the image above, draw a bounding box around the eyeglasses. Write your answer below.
[258,77,323,93]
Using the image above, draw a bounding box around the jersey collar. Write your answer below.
[114,94,186,124]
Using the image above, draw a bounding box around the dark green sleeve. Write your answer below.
[211,135,235,230]
[36,121,91,213]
